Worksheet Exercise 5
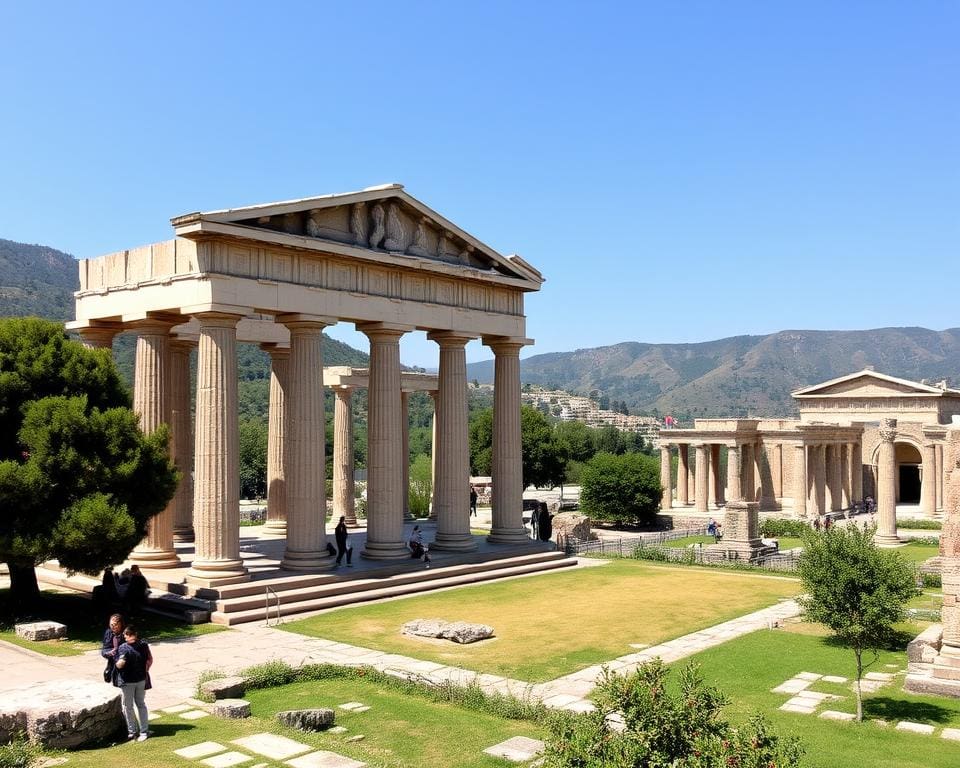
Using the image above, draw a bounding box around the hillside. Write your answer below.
[0,238,79,320]
[467,328,960,418]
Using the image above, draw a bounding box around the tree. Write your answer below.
[0,318,178,613]
[239,419,268,499]
[579,452,661,526]
[555,421,594,463]
[408,453,432,517]
[469,408,494,476]
[542,660,802,768]
[469,406,568,489]
[797,524,918,721]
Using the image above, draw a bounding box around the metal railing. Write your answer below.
[264,586,281,626]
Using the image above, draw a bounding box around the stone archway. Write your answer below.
[895,441,922,504]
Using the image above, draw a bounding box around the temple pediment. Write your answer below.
[793,370,959,399]
[170,184,542,287]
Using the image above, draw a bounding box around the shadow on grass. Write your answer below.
[820,629,916,653]
[863,696,955,725]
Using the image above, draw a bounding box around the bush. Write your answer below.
[922,572,942,588]
[579,452,661,526]
[897,519,942,530]
[0,736,41,768]
[760,518,810,538]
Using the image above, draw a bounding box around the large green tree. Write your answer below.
[0,318,178,613]
[579,451,661,526]
[239,418,268,499]
[469,406,568,489]
[797,524,918,721]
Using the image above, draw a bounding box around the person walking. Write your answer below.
[334,516,353,566]
[114,625,153,741]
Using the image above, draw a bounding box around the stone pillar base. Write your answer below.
[431,532,479,552]
[186,559,249,587]
[172,527,195,543]
[261,521,288,539]
[708,539,768,563]
[873,533,902,547]
[281,550,335,571]
[361,541,411,560]
[487,526,531,544]
[128,548,181,569]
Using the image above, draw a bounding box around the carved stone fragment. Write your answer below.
[306,210,322,238]
[368,204,385,248]
[408,219,430,257]
[350,202,368,246]
[384,202,407,251]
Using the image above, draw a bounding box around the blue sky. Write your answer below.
[1,2,957,368]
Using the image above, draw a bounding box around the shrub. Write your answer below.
[0,735,41,768]
[579,452,661,526]
[897,519,942,530]
[922,572,942,588]
[760,518,810,538]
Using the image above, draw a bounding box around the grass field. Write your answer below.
[675,623,960,768]
[281,559,800,681]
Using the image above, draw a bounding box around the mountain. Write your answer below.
[467,328,960,418]
[0,238,79,320]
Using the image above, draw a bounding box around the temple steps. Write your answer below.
[209,550,574,626]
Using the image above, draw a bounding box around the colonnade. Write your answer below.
[78,318,530,586]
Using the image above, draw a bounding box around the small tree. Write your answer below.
[797,524,918,721]
[579,452,661,526]
[408,453,432,517]
[239,419,267,499]
[542,660,802,768]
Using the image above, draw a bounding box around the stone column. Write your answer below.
[852,440,863,504]
[677,444,690,505]
[875,418,900,545]
[430,331,476,551]
[279,317,332,570]
[332,386,357,527]
[793,443,807,517]
[187,313,248,585]
[726,444,742,503]
[741,443,754,502]
[660,445,673,510]
[770,443,783,500]
[360,325,409,559]
[814,444,827,518]
[262,345,290,538]
[129,319,180,568]
[937,443,945,512]
[754,441,763,502]
[920,442,937,515]
[428,390,438,522]
[840,443,851,511]
[937,428,960,658]
[712,444,725,505]
[825,444,841,512]
[694,444,709,513]
[486,338,528,543]
[170,339,195,542]
[707,444,718,508]
[77,325,120,350]
[401,390,413,522]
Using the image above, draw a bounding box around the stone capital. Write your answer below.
[191,311,244,329]
[427,330,476,348]
[276,313,336,331]
[356,322,414,341]
[482,335,532,356]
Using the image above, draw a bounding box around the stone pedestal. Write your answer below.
[709,501,766,562]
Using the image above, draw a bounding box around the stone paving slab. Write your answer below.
[181,709,211,720]
[796,672,822,681]
[942,727,960,741]
[175,741,228,759]
[865,672,896,681]
[819,710,855,721]
[483,736,545,762]
[895,721,935,735]
[822,675,848,684]
[772,679,811,694]
[286,751,366,768]
[163,704,195,714]
[232,733,312,760]
[338,702,367,711]
[794,691,839,702]
[779,703,816,714]
[201,752,253,768]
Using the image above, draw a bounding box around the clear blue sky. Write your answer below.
[1,2,957,368]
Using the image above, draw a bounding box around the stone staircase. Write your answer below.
[207,550,574,626]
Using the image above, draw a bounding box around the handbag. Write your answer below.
[103,662,113,683]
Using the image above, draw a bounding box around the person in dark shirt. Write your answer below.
[124,565,149,619]
[114,625,153,741]
[334,516,353,566]
[100,613,124,684]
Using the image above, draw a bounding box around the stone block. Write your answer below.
[174,742,228,759]
[201,676,248,700]
[232,733,312,760]
[276,709,336,732]
[904,673,960,697]
[942,728,960,741]
[0,678,122,749]
[14,621,67,642]
[287,752,367,768]
[907,624,943,662]
[895,721,935,735]
[483,736,545,762]
[401,618,494,644]
[213,699,250,719]
[819,710,855,721]
[551,513,591,542]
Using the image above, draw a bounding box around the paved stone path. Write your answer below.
[0,597,801,713]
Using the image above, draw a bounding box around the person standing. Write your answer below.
[124,564,150,619]
[470,486,478,516]
[114,625,153,741]
[100,613,124,685]
[334,516,353,566]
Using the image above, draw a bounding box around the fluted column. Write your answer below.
[660,445,673,510]
[694,444,709,513]
[401,390,413,522]
[170,339,195,542]
[771,443,783,500]
[486,338,528,543]
[712,444,725,505]
[430,331,476,551]
[852,441,863,504]
[677,444,690,505]
[937,443,945,512]
[129,319,180,568]
[261,346,290,538]
[428,390,439,522]
[875,419,900,545]
[707,444,718,508]
[360,325,409,559]
[332,386,357,527]
[793,443,807,517]
[187,313,248,585]
[726,444,742,503]
[840,443,851,511]
[921,442,937,515]
[825,444,841,512]
[279,317,332,570]
[811,444,826,519]
[741,443,754,502]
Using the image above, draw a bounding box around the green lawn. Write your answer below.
[43,675,543,768]
[674,624,960,768]
[897,540,941,563]
[281,560,800,681]
[0,590,224,656]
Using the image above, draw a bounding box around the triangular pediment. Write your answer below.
[170,184,542,286]
[793,370,957,398]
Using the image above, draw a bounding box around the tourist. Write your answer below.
[93,567,119,615]
[813,517,822,532]
[123,564,150,619]
[470,486,478,516]
[114,624,153,741]
[530,505,539,539]
[409,525,431,566]
[714,522,722,541]
[824,516,833,531]
[335,516,353,566]
[707,518,717,539]
[100,613,125,685]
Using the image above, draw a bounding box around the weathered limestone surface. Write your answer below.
[200,676,248,700]
[0,679,122,748]
[551,513,592,543]
[212,699,251,719]
[277,708,336,731]
[402,618,494,644]
[14,621,66,641]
